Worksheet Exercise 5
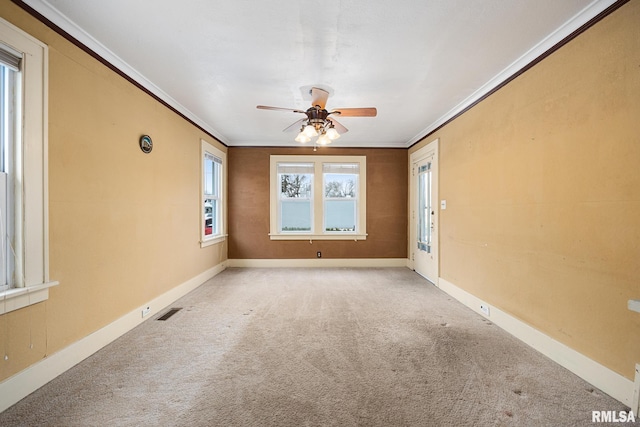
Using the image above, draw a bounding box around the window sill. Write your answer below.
[0,281,59,315]
[201,234,227,248]
[269,233,368,241]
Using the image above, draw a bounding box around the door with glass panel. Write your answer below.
[410,139,438,284]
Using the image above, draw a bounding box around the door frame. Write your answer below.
[409,138,439,284]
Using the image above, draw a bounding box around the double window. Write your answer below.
[270,155,366,240]
[201,139,225,246]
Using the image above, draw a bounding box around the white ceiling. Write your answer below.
[23,0,616,148]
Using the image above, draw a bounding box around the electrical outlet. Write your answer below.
[480,304,490,316]
[317,251,322,258]
[141,306,151,318]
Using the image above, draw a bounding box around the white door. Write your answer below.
[410,139,438,284]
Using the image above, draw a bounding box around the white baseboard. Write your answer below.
[227,258,409,268]
[438,277,635,408]
[0,261,227,413]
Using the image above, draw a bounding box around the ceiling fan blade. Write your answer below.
[257,105,306,114]
[331,107,377,117]
[328,118,348,134]
[282,118,306,132]
[310,87,329,109]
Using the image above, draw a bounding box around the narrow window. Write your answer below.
[417,162,432,253]
[201,139,225,246]
[203,152,222,236]
[0,20,57,315]
[0,45,20,291]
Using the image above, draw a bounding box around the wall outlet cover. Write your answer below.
[480,304,490,316]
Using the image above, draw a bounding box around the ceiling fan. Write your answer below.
[257,87,377,145]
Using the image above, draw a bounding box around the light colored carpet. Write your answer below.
[0,268,631,426]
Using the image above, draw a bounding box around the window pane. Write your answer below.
[324,173,357,198]
[280,173,312,199]
[204,154,221,197]
[0,63,16,290]
[204,157,214,195]
[281,200,311,232]
[323,164,358,233]
[201,142,224,244]
[204,198,215,235]
[279,166,312,232]
[325,200,356,232]
[417,163,432,252]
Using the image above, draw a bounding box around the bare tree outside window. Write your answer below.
[281,174,311,198]
[325,179,356,198]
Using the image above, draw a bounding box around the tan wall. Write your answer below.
[228,147,407,259]
[410,2,640,380]
[1,1,227,381]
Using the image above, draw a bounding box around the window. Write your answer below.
[417,162,432,253]
[323,163,359,232]
[0,48,18,292]
[277,163,313,233]
[0,18,56,315]
[201,139,225,246]
[270,155,366,240]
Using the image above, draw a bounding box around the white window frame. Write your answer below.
[200,139,226,247]
[269,155,367,241]
[276,162,314,234]
[0,18,57,315]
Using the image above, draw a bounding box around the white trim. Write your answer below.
[200,139,226,247]
[227,258,408,268]
[406,0,619,146]
[437,277,635,407]
[200,234,227,247]
[268,233,368,241]
[0,280,58,315]
[270,155,367,239]
[0,16,54,310]
[0,262,226,413]
[409,139,439,282]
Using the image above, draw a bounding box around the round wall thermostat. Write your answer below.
[139,135,153,153]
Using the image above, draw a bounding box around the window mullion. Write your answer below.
[314,162,323,234]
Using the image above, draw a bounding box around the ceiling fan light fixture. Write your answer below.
[326,126,340,140]
[317,132,331,145]
[295,132,311,143]
[257,87,375,146]
[302,124,318,138]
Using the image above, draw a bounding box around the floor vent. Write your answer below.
[157,307,182,321]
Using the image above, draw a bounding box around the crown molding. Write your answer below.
[16,0,229,145]
[407,0,624,148]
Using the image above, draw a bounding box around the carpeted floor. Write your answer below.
[0,268,632,426]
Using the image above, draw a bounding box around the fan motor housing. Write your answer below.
[306,106,330,121]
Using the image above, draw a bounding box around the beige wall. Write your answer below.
[1,0,227,381]
[410,1,640,380]
[228,147,407,259]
